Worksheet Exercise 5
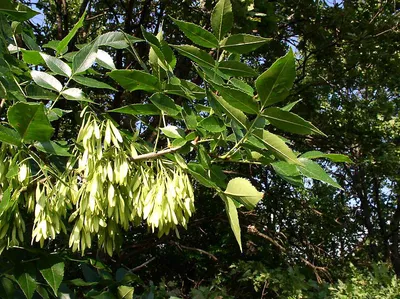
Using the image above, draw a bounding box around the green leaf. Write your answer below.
[230,78,254,96]
[21,50,44,65]
[187,163,217,188]
[220,34,271,54]
[282,99,301,111]
[0,125,21,146]
[211,0,233,41]
[26,84,57,101]
[117,286,134,299]
[96,32,143,49]
[34,141,72,156]
[209,82,259,114]
[149,93,181,116]
[271,161,300,177]
[8,102,54,142]
[207,90,249,129]
[109,104,160,116]
[297,158,343,189]
[40,53,72,77]
[38,256,65,296]
[161,40,176,69]
[61,88,89,101]
[22,33,40,51]
[6,164,18,178]
[141,26,161,47]
[15,263,36,299]
[108,70,160,92]
[182,102,197,130]
[43,40,61,51]
[160,126,185,139]
[255,49,295,107]
[0,277,15,298]
[181,80,206,99]
[96,49,116,70]
[196,65,224,84]
[271,161,303,186]
[47,108,71,122]
[31,70,62,92]
[221,194,242,251]
[72,75,116,90]
[254,130,300,164]
[0,1,38,21]
[218,61,258,77]
[72,41,98,74]
[149,41,170,74]
[36,285,50,299]
[224,177,263,210]
[171,45,215,69]
[67,278,98,286]
[56,12,86,54]
[171,17,219,48]
[300,151,353,163]
[198,115,226,133]
[264,107,326,136]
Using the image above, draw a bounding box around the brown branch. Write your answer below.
[300,257,331,283]
[247,225,286,252]
[131,257,156,272]
[171,241,218,261]
[86,9,109,21]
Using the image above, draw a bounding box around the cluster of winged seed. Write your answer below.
[67,114,195,255]
[0,114,196,256]
[0,144,27,253]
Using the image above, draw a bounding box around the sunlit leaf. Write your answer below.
[255,49,295,107]
[220,34,271,54]
[218,60,258,77]
[211,0,233,40]
[40,53,72,77]
[149,93,181,116]
[224,177,263,210]
[297,158,343,189]
[171,17,219,48]
[108,70,160,92]
[31,70,62,92]
[109,104,160,116]
[72,41,98,74]
[264,107,326,136]
[57,12,86,54]
[171,45,215,69]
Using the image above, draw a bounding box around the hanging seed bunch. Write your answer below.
[65,113,195,255]
[0,144,27,253]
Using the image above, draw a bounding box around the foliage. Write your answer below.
[0,0,348,297]
[0,0,399,298]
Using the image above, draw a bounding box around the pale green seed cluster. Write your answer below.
[30,180,69,247]
[0,144,27,253]
[0,114,196,256]
[67,114,195,255]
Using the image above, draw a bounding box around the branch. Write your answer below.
[131,257,156,272]
[129,147,182,161]
[247,225,286,252]
[171,241,218,261]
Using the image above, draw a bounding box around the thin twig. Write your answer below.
[86,9,109,21]
[130,147,181,161]
[131,257,156,272]
[171,241,218,261]
[247,225,286,252]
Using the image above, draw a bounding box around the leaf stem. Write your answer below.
[49,77,72,111]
